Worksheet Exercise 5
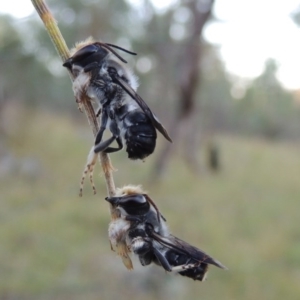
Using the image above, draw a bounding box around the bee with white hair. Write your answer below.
[63,39,171,195]
[106,185,227,281]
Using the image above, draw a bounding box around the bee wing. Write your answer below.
[150,231,227,270]
[112,76,172,142]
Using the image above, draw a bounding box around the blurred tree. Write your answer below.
[152,0,215,177]
[207,139,220,171]
[39,0,217,176]
[0,0,142,113]
[3,0,299,177]
[0,13,77,115]
[234,59,297,139]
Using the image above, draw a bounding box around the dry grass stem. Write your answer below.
[31,0,118,218]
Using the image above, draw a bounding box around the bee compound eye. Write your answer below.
[72,44,98,60]
[71,44,110,66]
[117,196,150,216]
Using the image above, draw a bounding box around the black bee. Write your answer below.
[63,39,172,195]
[106,185,227,281]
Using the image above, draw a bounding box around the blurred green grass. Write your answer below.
[1,111,300,300]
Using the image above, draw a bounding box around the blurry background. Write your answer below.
[1,0,300,299]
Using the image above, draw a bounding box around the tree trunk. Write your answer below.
[152,0,215,179]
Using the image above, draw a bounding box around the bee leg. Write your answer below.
[120,254,134,270]
[101,118,123,153]
[94,136,116,153]
[103,137,123,153]
[95,109,108,145]
[109,240,115,251]
[116,243,133,270]
[152,247,172,272]
[79,109,109,196]
[79,147,98,196]
[95,127,105,145]
[94,116,121,153]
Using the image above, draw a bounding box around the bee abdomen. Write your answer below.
[166,251,209,281]
[178,262,209,281]
[124,112,157,160]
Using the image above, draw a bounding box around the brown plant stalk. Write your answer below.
[31,0,118,218]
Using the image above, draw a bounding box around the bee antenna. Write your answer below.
[105,43,137,56]
[144,194,162,224]
[99,43,128,63]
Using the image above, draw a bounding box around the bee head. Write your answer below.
[105,185,164,224]
[63,39,137,73]
[63,43,110,72]
[105,192,150,216]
